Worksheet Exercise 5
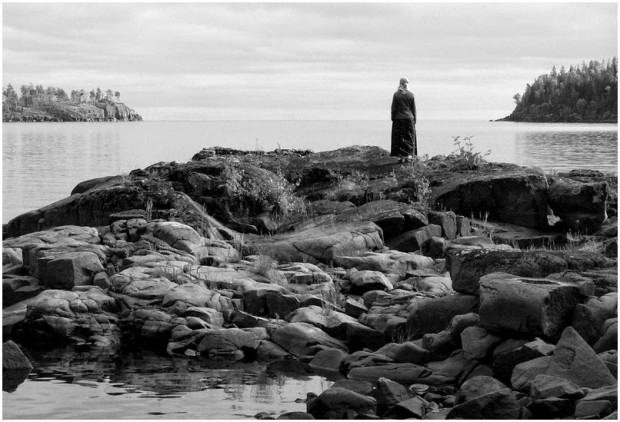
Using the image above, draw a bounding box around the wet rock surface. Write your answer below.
[3,146,617,419]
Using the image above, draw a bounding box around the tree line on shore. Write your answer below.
[2,84,122,110]
[503,57,618,123]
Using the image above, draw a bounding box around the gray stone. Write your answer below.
[2,340,32,371]
[3,275,43,307]
[375,341,432,364]
[375,377,411,409]
[345,322,388,352]
[384,396,428,419]
[446,388,523,419]
[545,326,616,389]
[574,400,614,419]
[344,298,368,318]
[308,348,347,373]
[38,251,104,289]
[548,177,609,233]
[387,224,442,253]
[151,221,203,253]
[580,384,618,407]
[455,376,508,405]
[248,221,384,265]
[447,248,613,295]
[428,211,457,240]
[492,337,555,385]
[196,328,261,359]
[593,319,618,353]
[307,387,377,419]
[348,362,450,386]
[460,326,502,360]
[256,340,292,360]
[511,356,552,392]
[270,322,348,357]
[348,269,393,294]
[479,272,581,339]
[527,397,575,419]
[422,312,479,355]
[432,167,549,229]
[406,293,479,340]
[571,300,612,344]
[529,374,585,400]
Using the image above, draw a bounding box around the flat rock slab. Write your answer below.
[448,248,614,295]
[247,221,384,264]
[347,362,453,385]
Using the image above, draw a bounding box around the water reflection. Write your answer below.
[3,346,335,419]
[515,130,617,173]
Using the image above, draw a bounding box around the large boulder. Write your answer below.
[447,248,614,295]
[544,326,616,389]
[36,251,105,289]
[548,176,609,233]
[15,287,121,349]
[431,165,549,229]
[478,273,583,340]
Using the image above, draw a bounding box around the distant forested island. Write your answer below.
[2,84,142,122]
[500,57,617,123]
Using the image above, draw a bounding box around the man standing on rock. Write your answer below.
[391,77,417,162]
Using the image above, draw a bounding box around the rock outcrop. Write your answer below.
[3,145,617,419]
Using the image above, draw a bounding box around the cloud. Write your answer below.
[3,2,617,120]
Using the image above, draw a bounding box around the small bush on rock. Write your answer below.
[449,136,491,170]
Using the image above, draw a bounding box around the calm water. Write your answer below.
[3,347,335,419]
[2,119,617,223]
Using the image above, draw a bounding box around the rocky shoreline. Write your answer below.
[3,145,617,419]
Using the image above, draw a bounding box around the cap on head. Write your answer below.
[400,77,409,85]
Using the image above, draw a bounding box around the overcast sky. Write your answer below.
[2,1,618,121]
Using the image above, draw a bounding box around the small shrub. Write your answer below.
[449,136,491,170]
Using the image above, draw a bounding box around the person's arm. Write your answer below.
[411,94,417,124]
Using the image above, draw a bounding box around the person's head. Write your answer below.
[399,77,409,89]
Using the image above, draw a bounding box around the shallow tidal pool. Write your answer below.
[3,347,336,419]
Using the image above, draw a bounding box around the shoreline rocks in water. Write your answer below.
[3,145,617,419]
